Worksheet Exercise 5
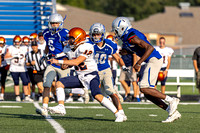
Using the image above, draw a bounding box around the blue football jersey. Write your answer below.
[90,39,118,71]
[43,28,69,68]
[122,28,162,62]
[121,53,133,67]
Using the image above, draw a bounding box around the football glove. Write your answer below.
[122,66,131,73]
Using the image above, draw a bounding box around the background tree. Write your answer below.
[57,0,200,21]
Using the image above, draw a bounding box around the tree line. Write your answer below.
[57,0,200,21]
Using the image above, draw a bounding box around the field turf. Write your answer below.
[0,102,200,133]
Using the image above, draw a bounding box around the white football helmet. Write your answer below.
[48,13,64,33]
[112,17,132,39]
[89,23,105,43]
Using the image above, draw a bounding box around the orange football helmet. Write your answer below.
[86,34,90,39]
[13,35,22,43]
[157,71,164,81]
[106,35,114,41]
[69,27,86,50]
[30,33,38,39]
[22,36,30,43]
[0,36,6,44]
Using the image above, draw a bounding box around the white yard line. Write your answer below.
[128,107,159,109]
[33,102,65,133]
[0,106,22,108]
[65,106,105,109]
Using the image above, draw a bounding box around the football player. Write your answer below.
[154,37,174,94]
[48,27,125,122]
[22,36,36,100]
[30,33,38,42]
[4,35,33,102]
[88,23,127,120]
[0,37,9,101]
[106,34,124,102]
[35,13,71,116]
[112,17,181,123]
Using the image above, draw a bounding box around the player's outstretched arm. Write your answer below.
[49,56,86,66]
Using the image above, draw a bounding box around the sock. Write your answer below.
[32,92,35,98]
[71,88,84,95]
[0,93,4,97]
[38,93,42,97]
[165,95,173,103]
[56,87,65,102]
[118,109,125,115]
[43,103,48,109]
[101,97,117,114]
[140,93,144,98]
[166,105,170,113]
[59,104,64,107]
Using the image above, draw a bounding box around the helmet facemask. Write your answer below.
[89,23,105,44]
[48,13,64,34]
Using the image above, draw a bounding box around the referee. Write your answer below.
[26,41,47,102]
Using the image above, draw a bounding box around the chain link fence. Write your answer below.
[170,55,193,69]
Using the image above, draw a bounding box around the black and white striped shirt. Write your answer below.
[27,49,47,71]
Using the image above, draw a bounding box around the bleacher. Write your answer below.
[0,0,53,45]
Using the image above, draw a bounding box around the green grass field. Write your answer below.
[0,102,200,133]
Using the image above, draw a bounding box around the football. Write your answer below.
[157,71,164,81]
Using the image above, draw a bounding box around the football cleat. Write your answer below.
[24,96,34,102]
[115,112,124,122]
[124,94,132,102]
[168,97,180,116]
[77,97,84,103]
[36,108,48,117]
[48,104,66,116]
[122,114,127,121]
[65,96,73,103]
[16,96,21,102]
[0,96,4,101]
[162,110,181,123]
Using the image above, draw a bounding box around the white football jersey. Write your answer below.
[38,41,46,52]
[74,42,98,75]
[8,45,28,72]
[0,45,8,67]
[154,46,174,68]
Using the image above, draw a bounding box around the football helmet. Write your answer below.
[68,27,86,51]
[48,13,63,33]
[112,17,132,39]
[13,35,22,47]
[86,34,90,39]
[0,37,6,44]
[30,33,38,40]
[22,36,30,43]
[13,35,21,43]
[89,23,105,43]
[106,35,114,41]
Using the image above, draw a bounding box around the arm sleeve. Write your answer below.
[127,32,136,43]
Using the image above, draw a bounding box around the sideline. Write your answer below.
[33,102,66,133]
